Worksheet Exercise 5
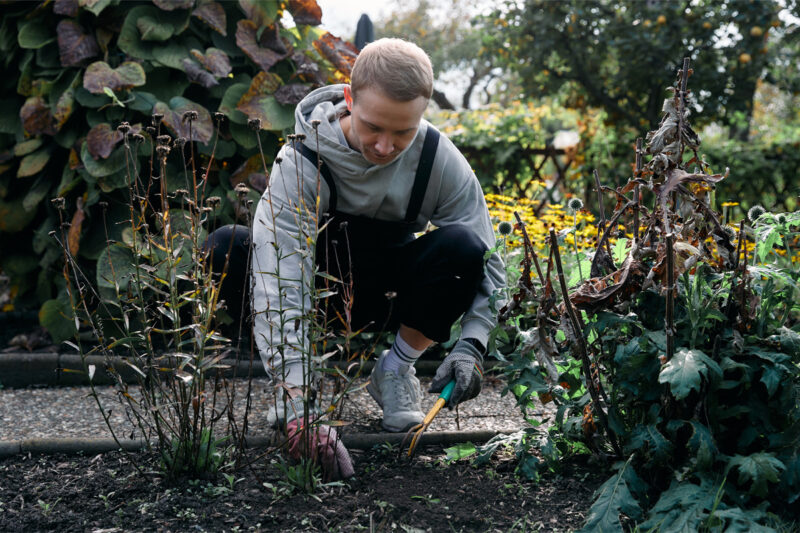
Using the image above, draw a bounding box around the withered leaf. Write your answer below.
[153,0,194,11]
[190,48,231,77]
[153,97,213,144]
[236,20,286,72]
[230,153,267,190]
[288,0,322,26]
[83,61,146,94]
[238,0,276,27]
[192,1,227,36]
[569,255,648,314]
[656,168,725,206]
[54,0,79,17]
[87,123,123,160]
[182,58,219,88]
[259,23,289,55]
[275,83,311,106]
[238,71,283,102]
[68,196,86,256]
[291,51,326,85]
[52,85,76,132]
[57,20,100,67]
[313,32,359,79]
[20,96,56,136]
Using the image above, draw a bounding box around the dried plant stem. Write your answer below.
[665,233,676,361]
[593,169,613,258]
[549,229,622,457]
[634,138,643,244]
[514,211,546,284]
[590,200,635,275]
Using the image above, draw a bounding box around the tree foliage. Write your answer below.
[482,0,796,140]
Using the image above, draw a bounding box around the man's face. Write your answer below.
[345,86,428,165]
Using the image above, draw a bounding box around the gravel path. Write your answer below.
[0,374,554,442]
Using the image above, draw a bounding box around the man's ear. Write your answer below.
[343,85,353,111]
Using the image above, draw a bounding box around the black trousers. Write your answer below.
[205,223,487,343]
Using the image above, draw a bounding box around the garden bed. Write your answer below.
[0,446,602,532]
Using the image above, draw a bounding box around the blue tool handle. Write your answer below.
[440,380,456,402]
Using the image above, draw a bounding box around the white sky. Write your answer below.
[315,0,394,40]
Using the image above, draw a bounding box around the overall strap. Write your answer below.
[404,126,440,223]
[296,143,338,214]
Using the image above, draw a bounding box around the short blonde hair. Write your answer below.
[350,38,433,102]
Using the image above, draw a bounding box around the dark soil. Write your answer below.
[0,445,603,532]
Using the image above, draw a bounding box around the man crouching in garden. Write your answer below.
[250,38,506,479]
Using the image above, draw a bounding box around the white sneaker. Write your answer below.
[367,350,424,432]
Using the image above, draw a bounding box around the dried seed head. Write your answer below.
[248,118,262,131]
[152,113,164,126]
[286,133,296,141]
[748,205,766,223]
[174,189,189,197]
[205,196,221,208]
[275,156,282,165]
[132,133,145,144]
[145,126,156,137]
[214,112,225,122]
[117,122,131,134]
[155,145,171,157]
[99,201,108,208]
[567,198,584,212]
[182,110,199,122]
[174,137,187,148]
[157,135,171,146]
[51,197,66,210]
[721,226,736,240]
[311,119,321,129]
[295,133,306,141]
[497,221,514,236]
[234,183,250,197]
[201,206,213,213]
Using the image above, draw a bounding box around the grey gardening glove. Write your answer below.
[429,338,485,408]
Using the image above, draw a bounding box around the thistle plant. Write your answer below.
[567,197,585,283]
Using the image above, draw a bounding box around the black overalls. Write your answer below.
[205,127,487,343]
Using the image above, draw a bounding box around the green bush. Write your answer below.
[0,0,357,335]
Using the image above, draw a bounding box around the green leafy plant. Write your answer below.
[488,59,800,530]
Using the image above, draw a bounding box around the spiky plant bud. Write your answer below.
[497,221,514,235]
[248,118,261,130]
[748,205,766,223]
[777,214,786,225]
[567,198,584,213]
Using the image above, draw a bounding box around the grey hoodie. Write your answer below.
[251,85,505,385]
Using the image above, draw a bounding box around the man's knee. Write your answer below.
[433,224,487,269]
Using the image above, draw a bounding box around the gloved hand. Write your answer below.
[286,415,355,481]
[429,338,484,407]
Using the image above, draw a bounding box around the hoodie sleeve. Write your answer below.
[429,137,506,349]
[251,143,329,387]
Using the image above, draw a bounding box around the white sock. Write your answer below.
[381,334,425,375]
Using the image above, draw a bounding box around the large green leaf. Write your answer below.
[0,197,37,232]
[22,175,52,211]
[0,98,22,134]
[80,142,127,178]
[638,479,717,533]
[39,298,77,344]
[56,19,100,67]
[96,243,137,292]
[18,19,55,49]
[17,148,51,178]
[658,348,721,400]
[236,95,294,131]
[218,82,250,124]
[137,15,175,42]
[709,507,774,533]
[80,0,117,17]
[687,421,717,470]
[83,61,147,94]
[14,138,43,157]
[577,459,642,533]
[726,453,786,498]
[625,424,673,462]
